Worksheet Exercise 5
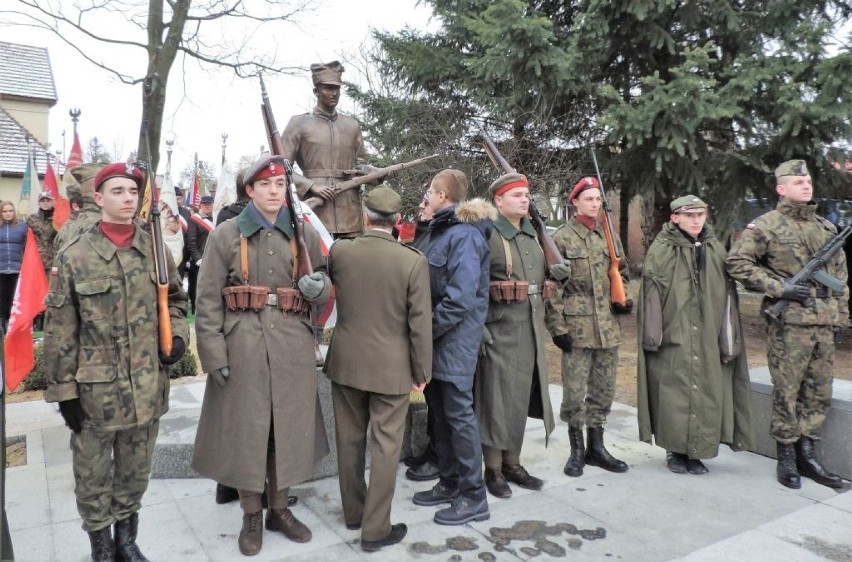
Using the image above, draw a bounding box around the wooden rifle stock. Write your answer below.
[141,78,173,356]
[260,74,313,278]
[589,146,628,306]
[478,126,563,269]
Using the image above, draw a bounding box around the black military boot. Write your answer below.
[563,426,585,477]
[796,436,844,489]
[776,442,801,489]
[585,426,628,473]
[87,527,113,562]
[215,483,239,504]
[114,513,150,562]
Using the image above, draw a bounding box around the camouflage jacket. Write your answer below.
[726,198,849,326]
[282,106,367,235]
[545,218,631,349]
[43,224,189,430]
[53,201,100,256]
[26,209,57,271]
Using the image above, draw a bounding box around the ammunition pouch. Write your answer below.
[489,280,530,303]
[222,285,310,315]
[542,280,557,300]
[222,285,271,312]
[275,287,311,315]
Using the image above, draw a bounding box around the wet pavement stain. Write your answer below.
[490,520,607,557]
[797,535,852,561]
[410,535,479,556]
[409,520,606,558]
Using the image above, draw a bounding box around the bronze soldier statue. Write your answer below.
[282,61,369,239]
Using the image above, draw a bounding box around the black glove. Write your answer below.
[834,327,844,345]
[159,336,186,366]
[59,399,84,433]
[552,334,573,353]
[612,299,634,315]
[781,283,810,303]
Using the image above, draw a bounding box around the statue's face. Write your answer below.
[314,83,341,112]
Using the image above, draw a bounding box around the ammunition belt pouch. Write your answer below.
[542,280,557,300]
[222,285,310,315]
[490,280,529,303]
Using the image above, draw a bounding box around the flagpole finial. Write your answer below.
[69,108,81,135]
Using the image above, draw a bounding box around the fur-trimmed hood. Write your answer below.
[430,198,497,239]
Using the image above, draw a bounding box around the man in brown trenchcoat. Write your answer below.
[324,185,432,552]
[282,60,368,239]
[191,155,332,556]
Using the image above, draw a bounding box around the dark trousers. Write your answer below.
[0,273,18,328]
[188,263,199,314]
[425,379,485,501]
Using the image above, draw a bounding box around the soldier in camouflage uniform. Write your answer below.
[53,163,103,253]
[43,162,189,561]
[27,191,57,331]
[545,177,632,478]
[727,159,848,490]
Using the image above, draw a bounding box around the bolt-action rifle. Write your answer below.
[142,76,173,356]
[301,155,440,210]
[589,147,629,307]
[478,127,564,271]
[764,223,852,326]
[259,74,312,279]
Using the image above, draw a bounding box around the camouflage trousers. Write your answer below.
[767,323,834,444]
[71,421,159,532]
[560,346,618,428]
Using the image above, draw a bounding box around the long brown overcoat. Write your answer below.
[191,205,331,492]
[475,216,555,450]
[282,107,367,236]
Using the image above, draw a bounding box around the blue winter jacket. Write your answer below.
[424,199,496,389]
[0,222,28,274]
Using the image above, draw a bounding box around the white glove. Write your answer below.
[196,259,202,266]
[210,366,230,387]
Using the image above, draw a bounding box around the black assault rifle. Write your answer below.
[763,223,852,326]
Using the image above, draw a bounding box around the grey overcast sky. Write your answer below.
[1,0,435,181]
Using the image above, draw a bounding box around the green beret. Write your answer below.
[363,184,402,214]
[488,173,528,199]
[774,159,809,178]
[670,194,708,213]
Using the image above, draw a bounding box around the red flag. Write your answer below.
[4,229,49,391]
[46,161,71,228]
[66,131,83,170]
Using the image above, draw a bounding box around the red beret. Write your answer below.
[568,176,600,203]
[94,162,144,192]
[244,155,287,186]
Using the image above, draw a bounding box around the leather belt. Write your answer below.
[527,284,541,295]
[303,169,347,179]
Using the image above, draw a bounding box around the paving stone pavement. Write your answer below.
[6,382,852,561]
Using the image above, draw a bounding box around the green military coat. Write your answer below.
[638,222,754,458]
[544,218,629,349]
[44,224,189,430]
[324,230,432,393]
[475,216,555,450]
[191,205,331,492]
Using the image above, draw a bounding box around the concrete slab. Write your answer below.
[6,379,852,561]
